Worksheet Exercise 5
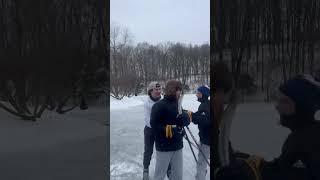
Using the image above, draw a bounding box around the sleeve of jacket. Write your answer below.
[267,133,300,169]
[192,102,210,126]
[143,100,149,119]
[150,102,165,133]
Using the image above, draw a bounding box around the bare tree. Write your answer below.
[0,0,107,121]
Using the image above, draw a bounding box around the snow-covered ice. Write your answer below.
[110,96,146,110]
[110,94,210,180]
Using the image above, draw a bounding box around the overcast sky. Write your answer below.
[110,0,210,45]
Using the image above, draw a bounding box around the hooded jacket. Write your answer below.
[267,75,320,180]
[192,96,211,145]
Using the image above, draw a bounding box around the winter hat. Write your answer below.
[279,74,320,120]
[164,80,182,96]
[147,81,161,96]
[197,85,210,97]
[148,81,161,91]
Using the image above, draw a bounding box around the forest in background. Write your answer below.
[0,0,107,121]
[110,23,210,99]
[213,0,320,101]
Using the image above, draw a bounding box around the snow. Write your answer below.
[110,94,209,180]
[110,96,146,110]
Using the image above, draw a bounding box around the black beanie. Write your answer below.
[279,75,320,120]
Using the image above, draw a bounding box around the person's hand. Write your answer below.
[176,112,190,127]
[165,125,184,138]
[246,155,265,170]
[182,110,193,122]
[173,126,185,136]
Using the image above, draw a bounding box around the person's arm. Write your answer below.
[143,100,149,118]
[150,103,166,133]
[144,99,153,126]
[192,103,210,126]
[267,134,299,169]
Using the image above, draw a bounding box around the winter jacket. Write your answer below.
[144,95,161,128]
[150,95,186,152]
[266,121,320,180]
[192,97,211,145]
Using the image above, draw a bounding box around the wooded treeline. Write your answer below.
[213,0,320,101]
[110,24,210,99]
[0,0,107,121]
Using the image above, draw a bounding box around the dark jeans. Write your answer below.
[143,126,155,169]
[143,126,171,174]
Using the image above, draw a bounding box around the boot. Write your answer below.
[143,168,149,180]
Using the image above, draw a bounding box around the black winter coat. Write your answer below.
[192,98,211,145]
[264,122,320,180]
[150,95,185,152]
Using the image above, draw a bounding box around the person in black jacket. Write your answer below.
[261,74,320,180]
[188,85,211,180]
[150,80,191,180]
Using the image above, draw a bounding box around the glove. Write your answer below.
[244,155,265,171]
[165,125,174,138]
[176,112,190,127]
[165,125,186,138]
[174,126,185,136]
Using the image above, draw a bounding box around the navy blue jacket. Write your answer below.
[192,97,211,145]
[150,95,185,152]
[266,121,320,180]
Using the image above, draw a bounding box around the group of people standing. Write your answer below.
[142,80,211,180]
[139,64,320,180]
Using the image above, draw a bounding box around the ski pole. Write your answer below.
[177,92,209,166]
[186,126,210,166]
[183,127,198,163]
[183,136,199,150]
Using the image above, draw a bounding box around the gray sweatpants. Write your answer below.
[154,149,183,180]
[195,143,210,180]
